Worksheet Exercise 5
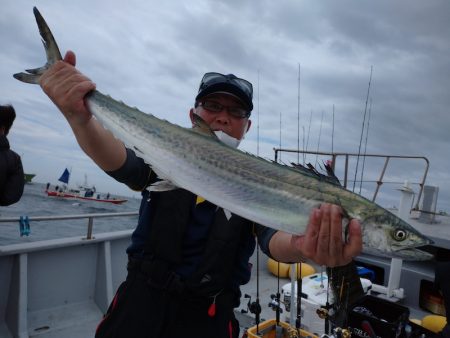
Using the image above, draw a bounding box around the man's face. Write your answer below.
[190,93,251,140]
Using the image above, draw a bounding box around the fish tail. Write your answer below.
[13,7,62,84]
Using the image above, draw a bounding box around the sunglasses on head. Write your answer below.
[199,72,253,99]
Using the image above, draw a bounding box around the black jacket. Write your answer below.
[0,134,24,206]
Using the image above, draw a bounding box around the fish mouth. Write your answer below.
[392,245,435,261]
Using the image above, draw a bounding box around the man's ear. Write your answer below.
[245,119,252,133]
[189,108,196,126]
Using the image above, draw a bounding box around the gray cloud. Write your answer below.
[1,0,449,212]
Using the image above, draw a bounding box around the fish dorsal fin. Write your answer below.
[192,114,218,138]
[291,162,342,187]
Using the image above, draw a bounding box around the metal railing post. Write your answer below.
[272,148,429,209]
[86,217,94,240]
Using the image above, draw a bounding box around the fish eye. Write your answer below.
[393,229,407,241]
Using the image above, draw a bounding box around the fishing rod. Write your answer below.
[279,112,282,163]
[359,97,373,194]
[302,126,306,166]
[254,236,261,333]
[314,111,324,168]
[331,104,335,155]
[268,262,283,327]
[353,66,373,192]
[297,63,301,165]
[257,69,260,157]
[295,262,303,334]
[305,110,313,155]
[241,235,262,334]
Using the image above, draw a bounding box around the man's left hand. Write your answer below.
[291,203,362,267]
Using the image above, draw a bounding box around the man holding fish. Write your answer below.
[38,50,362,337]
[15,8,437,336]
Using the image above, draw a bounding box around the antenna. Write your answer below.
[353,65,373,192]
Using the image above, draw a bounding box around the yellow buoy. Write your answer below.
[289,262,316,279]
[267,258,290,278]
[266,258,316,279]
[409,318,422,325]
[421,314,447,333]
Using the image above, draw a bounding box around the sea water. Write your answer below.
[0,182,141,245]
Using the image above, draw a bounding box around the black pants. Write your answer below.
[95,270,240,338]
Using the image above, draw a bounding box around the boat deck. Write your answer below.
[0,229,305,338]
[1,216,449,337]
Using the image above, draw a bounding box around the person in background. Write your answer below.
[0,104,24,206]
[39,50,363,338]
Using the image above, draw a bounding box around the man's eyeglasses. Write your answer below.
[199,72,253,102]
[197,100,251,119]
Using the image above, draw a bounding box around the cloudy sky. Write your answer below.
[1,1,449,213]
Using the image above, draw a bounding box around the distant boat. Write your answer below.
[24,173,36,184]
[45,168,127,205]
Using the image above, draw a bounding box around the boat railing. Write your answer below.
[0,211,139,240]
[273,148,429,211]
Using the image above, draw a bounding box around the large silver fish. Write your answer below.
[14,7,433,260]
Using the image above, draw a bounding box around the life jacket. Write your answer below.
[138,188,253,297]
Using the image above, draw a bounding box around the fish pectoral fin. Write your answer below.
[13,7,62,85]
[147,180,178,192]
[191,114,218,138]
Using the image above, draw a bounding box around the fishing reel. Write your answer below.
[241,294,262,317]
[320,327,352,338]
[268,293,284,314]
[316,305,338,320]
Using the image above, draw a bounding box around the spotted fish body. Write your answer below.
[14,7,433,260]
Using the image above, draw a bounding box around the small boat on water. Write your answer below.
[46,189,127,205]
[46,168,127,205]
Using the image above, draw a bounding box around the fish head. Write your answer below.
[359,210,434,260]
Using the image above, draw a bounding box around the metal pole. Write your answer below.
[86,217,94,240]
[344,155,349,189]
[372,157,390,202]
